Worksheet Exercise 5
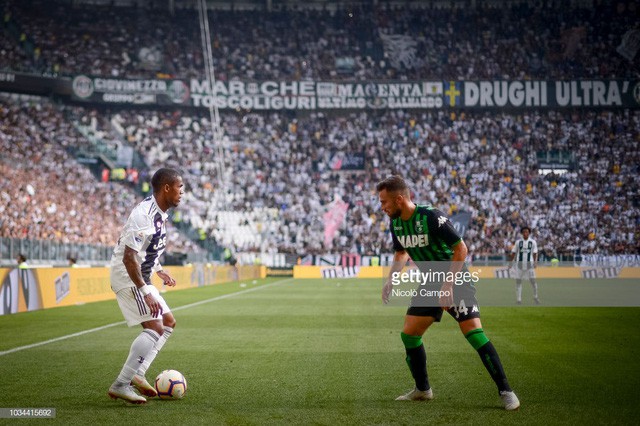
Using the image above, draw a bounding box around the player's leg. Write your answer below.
[132,287,175,397]
[458,317,519,410]
[109,287,165,403]
[515,278,523,304]
[528,269,540,304]
[132,312,176,396]
[395,308,440,401]
[449,283,519,410]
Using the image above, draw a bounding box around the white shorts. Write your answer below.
[512,267,536,281]
[115,285,171,327]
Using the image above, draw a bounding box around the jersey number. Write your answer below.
[450,299,468,319]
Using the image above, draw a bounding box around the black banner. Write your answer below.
[1,72,639,110]
[0,71,70,96]
[71,75,190,106]
[444,80,639,108]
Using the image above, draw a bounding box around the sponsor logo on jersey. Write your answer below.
[397,234,429,248]
[437,216,448,227]
[153,236,167,250]
[471,305,479,313]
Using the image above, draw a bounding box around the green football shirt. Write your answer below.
[390,205,462,261]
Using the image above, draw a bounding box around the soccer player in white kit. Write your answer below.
[108,168,184,404]
[510,226,540,305]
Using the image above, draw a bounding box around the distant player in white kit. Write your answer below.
[510,226,540,305]
[108,168,184,404]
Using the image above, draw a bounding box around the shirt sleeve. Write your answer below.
[120,211,155,253]
[532,240,538,254]
[511,240,519,253]
[390,220,404,252]
[427,208,461,247]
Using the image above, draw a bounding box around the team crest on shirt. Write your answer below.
[155,219,163,231]
[134,232,144,243]
[437,216,448,227]
[415,221,423,233]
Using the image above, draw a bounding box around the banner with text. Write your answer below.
[2,72,639,110]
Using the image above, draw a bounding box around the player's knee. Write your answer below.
[144,321,164,336]
[163,315,176,329]
[465,328,490,350]
[400,332,423,349]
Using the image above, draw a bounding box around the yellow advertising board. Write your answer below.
[0,264,265,316]
[292,265,640,280]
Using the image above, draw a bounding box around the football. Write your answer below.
[154,370,187,400]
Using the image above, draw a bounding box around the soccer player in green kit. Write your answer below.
[377,175,520,410]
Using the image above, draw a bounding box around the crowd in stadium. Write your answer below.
[0,0,638,261]
[76,106,640,259]
[1,0,636,80]
[0,97,200,253]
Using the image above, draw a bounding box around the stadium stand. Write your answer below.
[0,0,638,264]
[0,95,202,261]
[1,0,637,80]
[76,107,639,259]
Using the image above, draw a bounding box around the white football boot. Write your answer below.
[131,374,158,397]
[500,390,520,411]
[395,387,434,401]
[108,382,147,404]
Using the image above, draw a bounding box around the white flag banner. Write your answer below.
[616,29,640,61]
[379,31,421,70]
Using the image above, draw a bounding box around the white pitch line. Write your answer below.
[0,278,291,357]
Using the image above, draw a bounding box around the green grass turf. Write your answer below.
[0,277,639,425]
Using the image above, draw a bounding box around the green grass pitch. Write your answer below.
[1,277,639,425]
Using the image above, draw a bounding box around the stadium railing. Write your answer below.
[0,236,112,265]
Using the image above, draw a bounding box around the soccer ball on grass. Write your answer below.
[154,369,187,400]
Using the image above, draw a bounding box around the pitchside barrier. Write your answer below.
[293,265,640,280]
[0,264,266,315]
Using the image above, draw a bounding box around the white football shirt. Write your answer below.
[511,237,538,269]
[110,196,168,292]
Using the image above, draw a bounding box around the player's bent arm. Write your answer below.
[123,245,160,315]
[157,269,177,287]
[382,250,409,303]
[122,246,150,290]
[450,239,468,271]
[388,250,410,280]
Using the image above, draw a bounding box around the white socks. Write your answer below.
[516,280,539,302]
[530,281,539,299]
[115,329,160,385]
[136,326,174,378]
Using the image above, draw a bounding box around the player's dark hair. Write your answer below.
[376,175,410,197]
[521,226,531,233]
[151,168,181,193]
